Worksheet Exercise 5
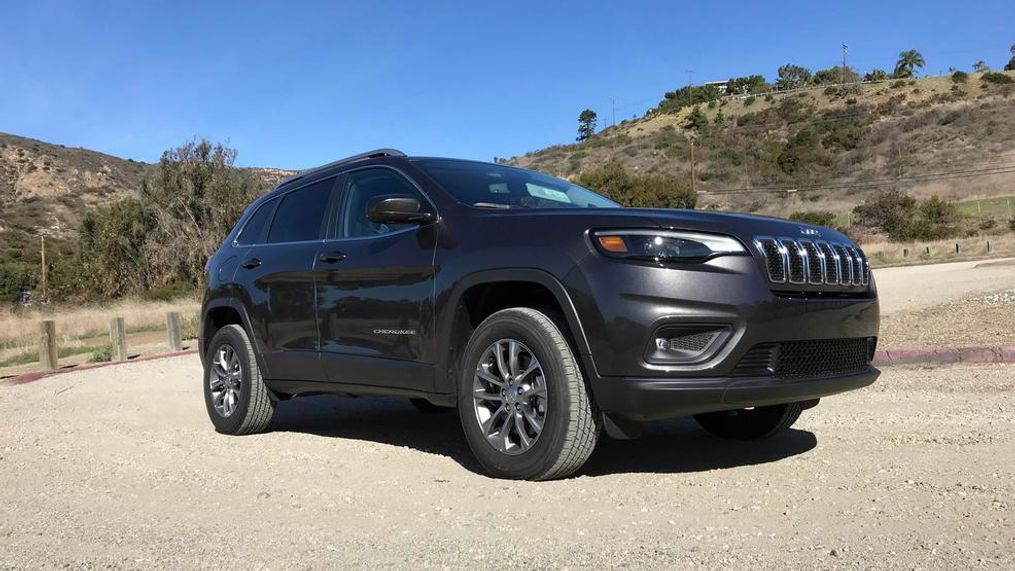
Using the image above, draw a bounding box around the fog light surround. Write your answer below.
[646,324,732,365]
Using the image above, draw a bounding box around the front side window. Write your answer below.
[339,168,430,238]
[236,198,277,245]
[266,178,336,243]
[413,158,620,210]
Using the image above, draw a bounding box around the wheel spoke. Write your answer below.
[520,384,546,399]
[515,360,541,381]
[522,407,544,433]
[514,413,531,449]
[494,342,509,380]
[508,341,522,378]
[473,389,502,402]
[476,365,505,387]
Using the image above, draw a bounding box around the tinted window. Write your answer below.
[413,158,619,209]
[339,168,430,238]
[236,198,277,245]
[267,178,335,243]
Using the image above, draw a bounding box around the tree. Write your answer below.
[576,109,597,141]
[863,69,889,82]
[685,106,709,131]
[1006,44,1015,71]
[813,66,860,84]
[78,139,259,297]
[726,75,769,95]
[973,60,990,73]
[893,50,925,78]
[776,64,812,90]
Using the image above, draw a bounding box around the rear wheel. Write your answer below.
[693,403,802,440]
[203,324,276,435]
[457,308,599,480]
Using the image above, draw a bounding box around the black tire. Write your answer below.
[203,324,276,435]
[693,402,803,440]
[409,398,453,414]
[457,308,599,480]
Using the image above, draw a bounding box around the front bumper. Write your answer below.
[566,252,881,420]
[590,363,879,421]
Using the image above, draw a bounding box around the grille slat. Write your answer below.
[733,338,876,378]
[756,236,869,291]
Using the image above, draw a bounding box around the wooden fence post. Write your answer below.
[166,312,182,352]
[39,320,58,370]
[109,317,127,362]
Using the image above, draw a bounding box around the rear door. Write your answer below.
[316,166,439,390]
[235,176,338,382]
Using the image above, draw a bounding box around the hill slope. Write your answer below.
[511,72,1015,219]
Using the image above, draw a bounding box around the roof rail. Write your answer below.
[276,148,406,189]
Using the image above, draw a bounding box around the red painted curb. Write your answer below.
[874,345,1015,366]
[1,348,199,386]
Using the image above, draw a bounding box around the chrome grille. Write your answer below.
[754,237,870,290]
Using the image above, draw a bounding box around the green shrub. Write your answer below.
[982,72,1014,85]
[890,80,907,89]
[743,96,756,107]
[789,210,837,227]
[89,346,113,363]
[141,281,197,302]
[577,162,696,209]
[951,70,968,83]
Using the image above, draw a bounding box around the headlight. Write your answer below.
[592,230,746,263]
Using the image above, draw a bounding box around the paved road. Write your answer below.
[1,356,1012,568]
[873,258,1015,316]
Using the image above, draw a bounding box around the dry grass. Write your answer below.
[863,234,1015,267]
[0,297,200,356]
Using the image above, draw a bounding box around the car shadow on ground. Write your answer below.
[269,394,817,478]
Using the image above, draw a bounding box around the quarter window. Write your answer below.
[236,198,277,245]
[266,178,336,243]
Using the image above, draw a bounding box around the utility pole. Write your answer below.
[841,43,848,83]
[40,235,48,302]
[689,138,697,195]
[686,69,694,106]
[610,97,616,127]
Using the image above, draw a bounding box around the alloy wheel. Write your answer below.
[472,339,548,455]
[209,344,242,417]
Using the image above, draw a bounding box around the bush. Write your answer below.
[88,346,113,363]
[789,211,837,227]
[951,70,968,83]
[981,72,1014,85]
[577,162,696,209]
[852,191,959,241]
[890,80,907,89]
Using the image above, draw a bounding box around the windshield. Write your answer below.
[413,159,620,209]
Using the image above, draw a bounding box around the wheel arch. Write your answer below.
[437,268,591,394]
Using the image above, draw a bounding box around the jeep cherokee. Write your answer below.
[200,149,880,480]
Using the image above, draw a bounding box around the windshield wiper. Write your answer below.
[473,202,528,209]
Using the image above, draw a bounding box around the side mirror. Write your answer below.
[367,196,434,224]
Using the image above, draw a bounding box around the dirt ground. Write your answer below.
[1,356,1012,569]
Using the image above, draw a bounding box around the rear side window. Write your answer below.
[236,198,277,245]
[267,178,336,243]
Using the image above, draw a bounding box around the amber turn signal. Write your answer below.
[597,235,628,253]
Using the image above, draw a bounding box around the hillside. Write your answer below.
[0,132,291,301]
[511,72,1015,221]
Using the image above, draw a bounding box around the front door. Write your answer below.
[316,167,439,390]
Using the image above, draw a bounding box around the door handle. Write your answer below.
[318,251,347,264]
[240,258,262,269]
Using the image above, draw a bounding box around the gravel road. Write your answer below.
[873,258,1015,316]
[1,356,1012,569]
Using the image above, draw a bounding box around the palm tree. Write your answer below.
[1007,44,1015,71]
[893,50,926,78]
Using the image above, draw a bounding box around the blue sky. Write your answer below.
[1,1,1012,169]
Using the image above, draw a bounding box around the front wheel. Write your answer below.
[457,308,599,480]
[693,403,803,440]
